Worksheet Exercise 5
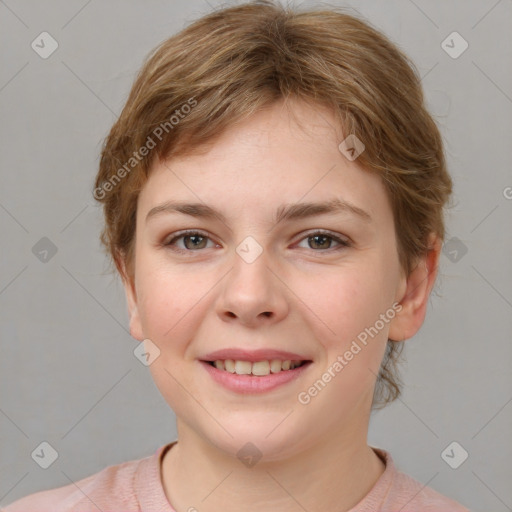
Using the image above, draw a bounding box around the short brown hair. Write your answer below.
[94,0,453,409]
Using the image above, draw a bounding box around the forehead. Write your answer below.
[137,99,391,228]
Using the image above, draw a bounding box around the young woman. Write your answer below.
[4,1,470,510]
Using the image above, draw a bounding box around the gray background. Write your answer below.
[1,1,511,510]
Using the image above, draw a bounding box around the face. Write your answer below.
[122,98,427,462]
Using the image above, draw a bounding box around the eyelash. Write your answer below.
[162,229,351,255]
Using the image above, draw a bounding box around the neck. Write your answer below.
[161,425,385,512]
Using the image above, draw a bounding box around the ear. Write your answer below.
[388,233,442,342]
[118,256,144,342]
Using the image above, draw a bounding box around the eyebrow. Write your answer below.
[145,198,372,225]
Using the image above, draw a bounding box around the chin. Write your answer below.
[201,424,308,465]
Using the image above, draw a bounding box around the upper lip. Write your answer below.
[200,348,312,362]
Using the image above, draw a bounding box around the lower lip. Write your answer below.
[199,360,312,394]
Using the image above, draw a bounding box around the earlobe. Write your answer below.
[388,233,441,342]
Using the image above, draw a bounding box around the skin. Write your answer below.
[121,97,441,512]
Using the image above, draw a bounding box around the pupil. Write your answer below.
[311,235,329,249]
[186,235,205,249]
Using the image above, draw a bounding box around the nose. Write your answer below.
[216,245,289,328]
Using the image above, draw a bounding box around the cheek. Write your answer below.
[295,263,392,379]
[136,269,203,404]
[136,266,199,346]
[301,267,387,339]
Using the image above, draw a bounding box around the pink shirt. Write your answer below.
[2,441,470,511]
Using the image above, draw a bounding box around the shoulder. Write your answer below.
[389,468,470,511]
[373,448,471,512]
[1,450,154,512]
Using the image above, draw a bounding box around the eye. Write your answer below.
[163,230,218,252]
[296,230,351,251]
[163,229,351,254]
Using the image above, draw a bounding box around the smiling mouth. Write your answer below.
[202,359,311,376]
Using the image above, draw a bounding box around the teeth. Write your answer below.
[270,359,282,373]
[235,360,252,375]
[211,359,304,376]
[252,360,270,376]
